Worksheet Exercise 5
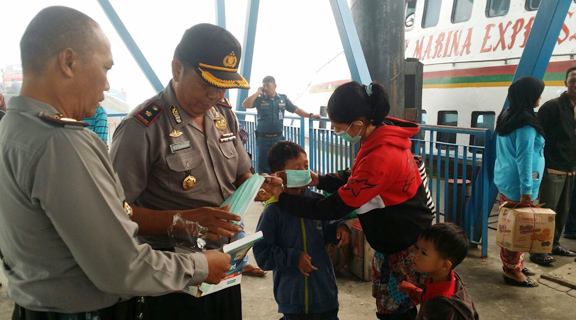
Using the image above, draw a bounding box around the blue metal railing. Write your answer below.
[413,125,492,257]
[308,117,356,175]
[107,113,492,257]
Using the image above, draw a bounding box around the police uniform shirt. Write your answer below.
[110,82,252,250]
[0,96,208,313]
[253,93,297,134]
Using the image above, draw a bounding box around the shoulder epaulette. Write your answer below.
[135,103,163,127]
[40,114,88,128]
[216,97,232,108]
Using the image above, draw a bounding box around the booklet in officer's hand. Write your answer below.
[181,231,264,298]
[220,174,265,224]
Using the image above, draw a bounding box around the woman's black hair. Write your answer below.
[495,76,545,137]
[327,81,390,126]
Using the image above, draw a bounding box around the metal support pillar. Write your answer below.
[329,0,371,86]
[97,0,163,93]
[235,0,260,113]
[215,0,226,27]
[350,0,405,118]
[215,0,230,100]
[466,0,572,257]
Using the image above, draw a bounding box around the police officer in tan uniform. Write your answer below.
[111,24,277,320]
[0,7,234,320]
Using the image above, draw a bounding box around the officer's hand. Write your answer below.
[203,250,232,284]
[254,174,283,201]
[258,87,264,95]
[310,114,322,119]
[179,205,242,240]
[298,252,318,276]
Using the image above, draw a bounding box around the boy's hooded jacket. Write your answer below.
[253,189,348,314]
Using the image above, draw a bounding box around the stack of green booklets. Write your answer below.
[182,174,266,297]
[220,174,265,224]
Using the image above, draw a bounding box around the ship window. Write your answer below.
[406,0,416,30]
[526,0,540,11]
[469,111,495,149]
[423,0,442,28]
[486,0,510,17]
[452,0,474,23]
[437,111,458,146]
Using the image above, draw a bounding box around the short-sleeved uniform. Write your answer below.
[0,96,208,313]
[252,93,297,174]
[110,82,251,320]
[111,82,251,250]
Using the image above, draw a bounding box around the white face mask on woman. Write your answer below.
[334,121,363,144]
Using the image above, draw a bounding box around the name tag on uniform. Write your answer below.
[219,132,236,143]
[170,141,191,153]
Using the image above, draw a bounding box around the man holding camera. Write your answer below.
[242,75,321,174]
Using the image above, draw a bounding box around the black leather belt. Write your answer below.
[256,132,282,138]
[13,298,144,320]
[547,168,576,176]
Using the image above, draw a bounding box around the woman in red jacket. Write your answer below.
[272,81,435,320]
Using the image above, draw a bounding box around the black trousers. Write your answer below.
[141,284,242,320]
[12,299,140,320]
[376,308,417,320]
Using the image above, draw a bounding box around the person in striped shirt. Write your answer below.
[82,105,108,144]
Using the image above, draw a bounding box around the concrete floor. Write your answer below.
[1,201,576,320]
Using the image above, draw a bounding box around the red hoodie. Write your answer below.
[278,117,434,254]
[337,117,433,253]
[338,117,421,208]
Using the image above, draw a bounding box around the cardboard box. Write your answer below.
[345,218,374,282]
[495,203,556,253]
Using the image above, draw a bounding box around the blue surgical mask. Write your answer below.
[334,122,363,144]
[285,170,312,188]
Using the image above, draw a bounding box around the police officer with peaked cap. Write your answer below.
[0,7,234,320]
[111,23,280,320]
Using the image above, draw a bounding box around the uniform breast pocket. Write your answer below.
[166,150,204,192]
[219,140,238,159]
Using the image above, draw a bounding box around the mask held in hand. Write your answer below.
[285,169,312,188]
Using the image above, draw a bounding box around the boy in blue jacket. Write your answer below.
[253,141,351,320]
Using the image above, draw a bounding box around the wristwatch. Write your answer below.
[309,113,313,118]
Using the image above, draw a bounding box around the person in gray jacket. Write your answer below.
[0,6,237,319]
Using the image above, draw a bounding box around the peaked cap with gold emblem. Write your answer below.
[174,23,250,89]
